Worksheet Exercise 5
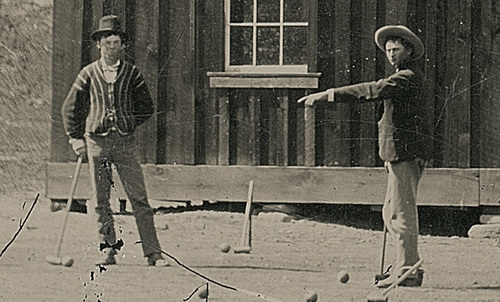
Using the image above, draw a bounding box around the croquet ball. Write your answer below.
[219,243,230,253]
[337,270,349,283]
[61,255,74,267]
[304,290,318,302]
[198,287,208,299]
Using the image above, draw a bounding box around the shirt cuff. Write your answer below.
[327,88,334,102]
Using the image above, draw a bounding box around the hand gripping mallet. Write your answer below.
[45,156,83,266]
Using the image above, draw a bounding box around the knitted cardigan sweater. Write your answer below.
[61,60,154,140]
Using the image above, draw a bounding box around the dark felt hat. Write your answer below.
[91,15,128,41]
[374,25,424,60]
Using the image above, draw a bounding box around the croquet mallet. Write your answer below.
[45,156,83,266]
[374,224,390,284]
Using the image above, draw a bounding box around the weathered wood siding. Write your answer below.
[50,0,496,168]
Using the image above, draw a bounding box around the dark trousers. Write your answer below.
[86,131,161,257]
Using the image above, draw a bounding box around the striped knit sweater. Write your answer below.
[61,60,154,139]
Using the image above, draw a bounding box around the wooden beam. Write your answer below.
[479,169,500,206]
[208,75,320,89]
[46,163,480,207]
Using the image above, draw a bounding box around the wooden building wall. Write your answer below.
[50,0,496,169]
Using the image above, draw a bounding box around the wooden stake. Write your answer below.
[235,180,254,253]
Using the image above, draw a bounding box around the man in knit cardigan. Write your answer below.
[61,15,168,267]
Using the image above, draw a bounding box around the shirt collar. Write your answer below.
[100,58,121,72]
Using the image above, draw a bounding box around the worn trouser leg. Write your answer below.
[382,158,425,272]
[112,133,162,257]
[85,135,117,249]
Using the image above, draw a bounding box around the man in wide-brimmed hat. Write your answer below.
[61,15,169,267]
[298,25,429,288]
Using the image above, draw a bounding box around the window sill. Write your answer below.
[207,72,321,89]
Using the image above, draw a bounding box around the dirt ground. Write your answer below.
[1,191,499,302]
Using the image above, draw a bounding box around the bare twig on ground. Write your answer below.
[0,193,39,258]
[137,241,285,302]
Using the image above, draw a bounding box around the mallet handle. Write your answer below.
[239,180,254,248]
[54,156,83,257]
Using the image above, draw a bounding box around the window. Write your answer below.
[226,0,310,73]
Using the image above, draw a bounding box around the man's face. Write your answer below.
[97,34,123,63]
[385,40,412,67]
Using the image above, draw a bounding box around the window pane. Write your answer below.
[257,27,280,65]
[230,26,253,65]
[257,0,280,22]
[230,0,253,23]
[283,26,307,65]
[284,0,307,22]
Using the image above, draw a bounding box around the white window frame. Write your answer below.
[225,0,309,73]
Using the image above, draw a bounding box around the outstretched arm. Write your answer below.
[297,89,334,106]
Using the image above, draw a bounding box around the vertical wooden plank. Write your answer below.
[267,95,277,166]
[316,0,351,167]
[218,92,230,165]
[432,0,447,167]
[307,0,318,72]
[385,0,408,25]
[234,91,260,166]
[358,0,378,167]
[471,0,492,168]
[383,0,408,75]
[443,0,471,167]
[235,92,250,165]
[50,0,85,162]
[296,99,306,166]
[420,0,438,166]
[162,0,196,164]
[249,94,260,165]
[133,0,158,163]
[201,0,225,165]
[204,89,220,165]
[278,90,289,166]
[89,1,105,62]
[349,0,362,166]
[304,105,315,167]
[330,0,352,166]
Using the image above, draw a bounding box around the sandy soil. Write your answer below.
[1,191,499,302]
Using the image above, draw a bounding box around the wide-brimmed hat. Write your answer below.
[374,25,424,60]
[91,15,128,42]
